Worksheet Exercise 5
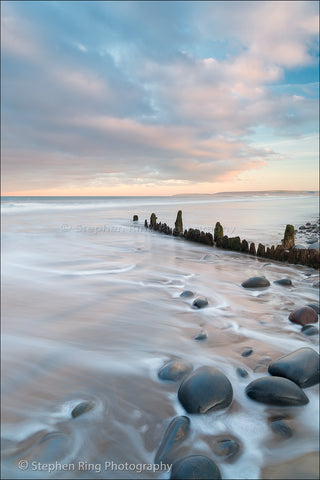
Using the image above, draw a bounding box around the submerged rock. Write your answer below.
[192,297,209,309]
[170,455,221,480]
[155,416,190,464]
[274,279,292,286]
[178,366,233,414]
[241,348,253,358]
[245,376,309,406]
[288,306,318,326]
[236,367,249,378]
[270,417,293,439]
[158,359,193,382]
[180,290,194,298]
[301,325,319,336]
[194,329,208,341]
[282,224,295,249]
[241,277,270,288]
[268,347,320,388]
[211,436,241,462]
[71,401,95,418]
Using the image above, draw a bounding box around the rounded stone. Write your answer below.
[288,306,318,326]
[274,279,292,286]
[194,329,208,341]
[180,290,194,298]
[193,297,209,309]
[158,360,193,382]
[268,347,320,388]
[170,455,221,480]
[155,416,190,464]
[245,376,309,406]
[236,367,249,378]
[241,348,253,358]
[212,437,241,462]
[301,325,319,336]
[71,401,95,418]
[178,366,233,414]
[241,277,270,288]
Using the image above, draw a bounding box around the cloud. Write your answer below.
[1,1,319,194]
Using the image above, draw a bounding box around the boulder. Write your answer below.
[170,455,221,480]
[245,376,309,406]
[241,277,270,288]
[178,366,233,413]
[288,306,318,326]
[268,348,320,388]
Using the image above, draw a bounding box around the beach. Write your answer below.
[1,193,319,479]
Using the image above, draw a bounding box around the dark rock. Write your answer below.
[194,329,208,341]
[214,222,223,242]
[211,436,241,462]
[301,325,319,336]
[288,306,318,326]
[257,243,266,257]
[228,236,241,251]
[178,366,233,414]
[180,290,194,298]
[71,401,95,418]
[249,242,256,256]
[133,215,138,221]
[241,348,253,357]
[236,367,249,378]
[282,224,295,249]
[270,418,293,438]
[174,210,183,234]
[170,455,221,480]
[241,276,270,288]
[245,376,309,406]
[158,359,193,382]
[144,219,148,228]
[193,297,209,309]
[268,347,320,388]
[150,213,157,228]
[241,239,249,253]
[307,303,320,314]
[155,416,190,464]
[274,279,292,286]
[222,235,229,249]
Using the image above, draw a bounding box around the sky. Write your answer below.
[1,0,319,196]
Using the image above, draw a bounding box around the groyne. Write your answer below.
[143,211,320,269]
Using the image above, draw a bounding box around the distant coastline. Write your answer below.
[172,190,319,197]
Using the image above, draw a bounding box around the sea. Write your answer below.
[1,193,319,479]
